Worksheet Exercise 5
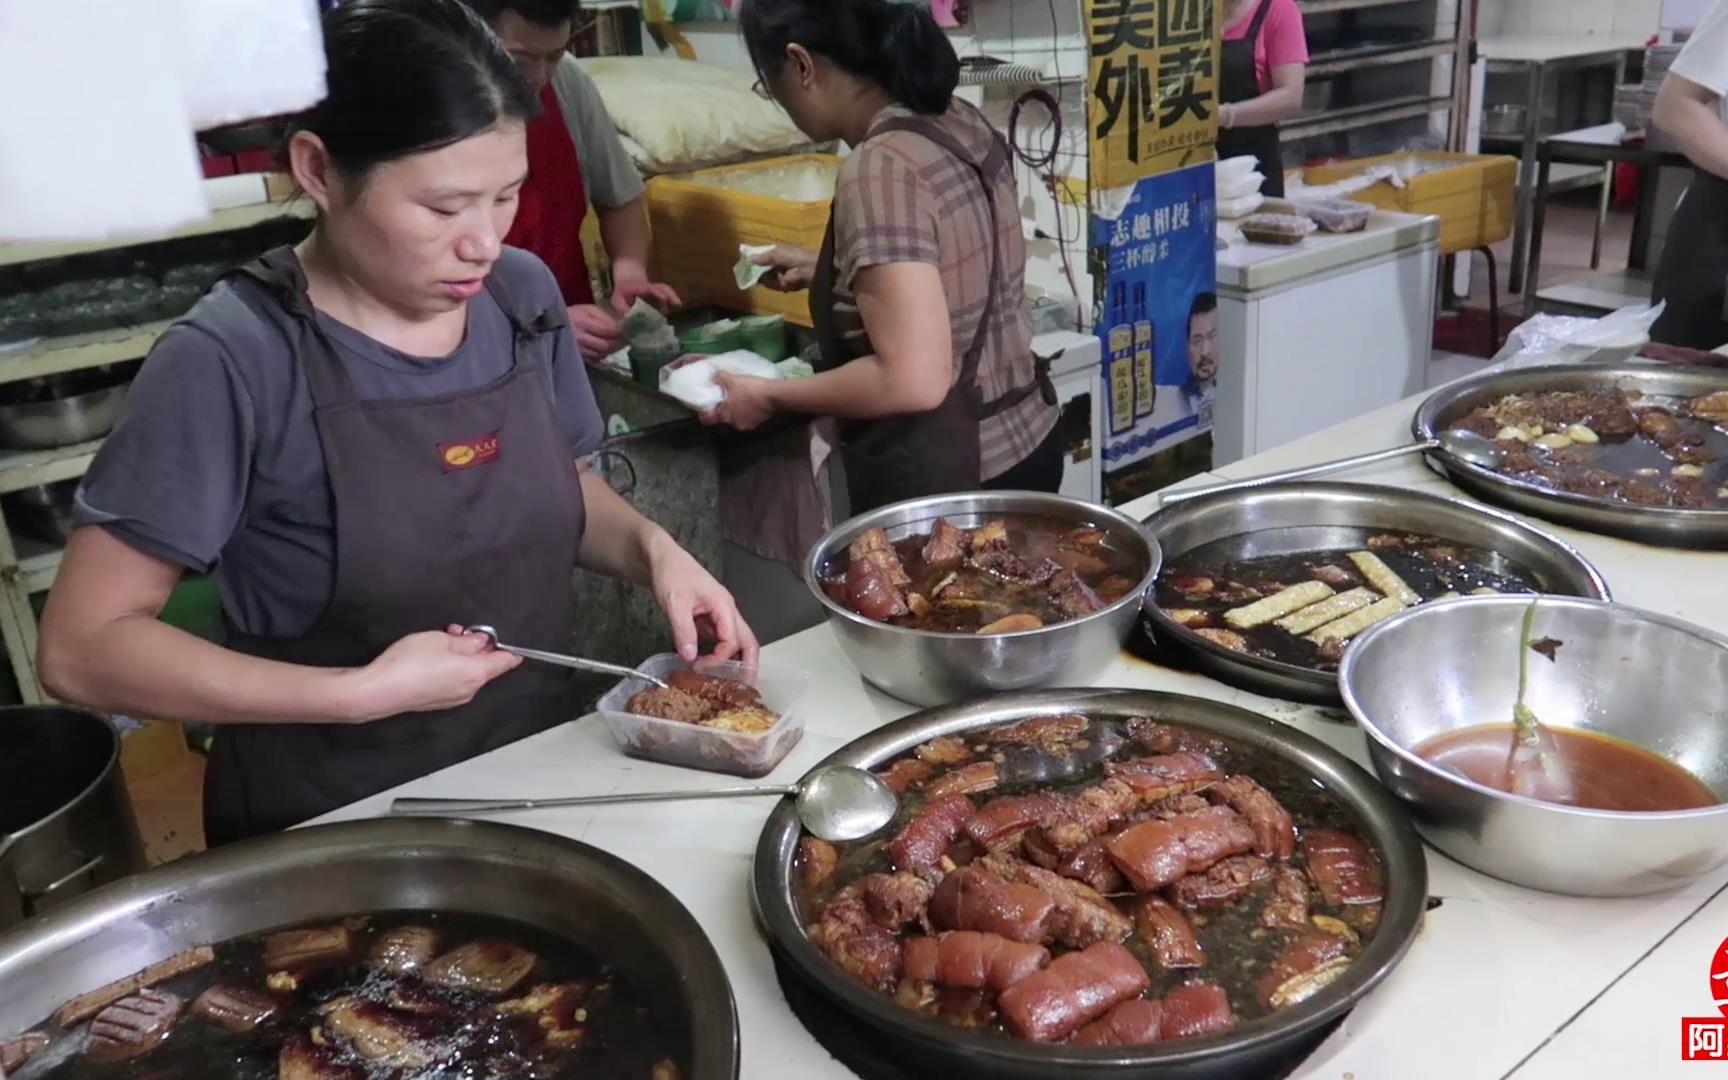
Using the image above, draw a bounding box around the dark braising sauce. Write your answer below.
[1156,527,1541,673]
[12,912,678,1080]
[1448,387,1728,509]
[795,716,1391,1046]
[1417,724,1720,812]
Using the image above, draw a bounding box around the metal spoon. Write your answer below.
[1158,429,1503,506]
[388,765,899,843]
[464,624,669,689]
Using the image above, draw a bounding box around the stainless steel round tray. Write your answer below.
[1141,482,1611,704]
[0,818,740,1079]
[752,688,1428,1080]
[1413,362,1728,546]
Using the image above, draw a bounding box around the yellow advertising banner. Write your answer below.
[1085,0,1220,192]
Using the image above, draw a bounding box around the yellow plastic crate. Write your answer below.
[645,154,839,327]
[1301,152,1517,256]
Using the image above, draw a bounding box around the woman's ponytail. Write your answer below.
[880,3,960,114]
[741,0,960,116]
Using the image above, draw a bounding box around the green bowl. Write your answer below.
[680,325,742,356]
[737,314,788,361]
[631,346,684,388]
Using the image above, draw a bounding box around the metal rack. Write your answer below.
[1289,0,1471,155]
[0,201,314,702]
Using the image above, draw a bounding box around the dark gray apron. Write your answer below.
[203,248,587,845]
[1217,0,1286,198]
[1652,169,1728,349]
[811,110,1054,514]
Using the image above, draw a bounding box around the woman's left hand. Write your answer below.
[702,372,778,431]
[646,534,759,664]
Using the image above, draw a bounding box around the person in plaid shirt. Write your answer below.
[703,0,1063,513]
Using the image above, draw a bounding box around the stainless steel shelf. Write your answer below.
[0,318,171,387]
[0,200,312,270]
[1308,38,1457,78]
[1300,0,1420,12]
[0,439,103,494]
[1282,94,1455,141]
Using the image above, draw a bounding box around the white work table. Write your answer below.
[318,384,1727,1080]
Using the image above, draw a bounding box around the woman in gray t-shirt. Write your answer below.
[37,0,754,844]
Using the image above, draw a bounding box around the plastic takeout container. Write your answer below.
[1292,197,1372,233]
[597,653,808,778]
[1239,213,1316,245]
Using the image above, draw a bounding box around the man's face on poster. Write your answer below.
[1188,307,1219,384]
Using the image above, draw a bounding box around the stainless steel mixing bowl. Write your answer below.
[803,491,1161,707]
[1339,595,1728,897]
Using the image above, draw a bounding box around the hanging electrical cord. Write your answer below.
[1008,84,1083,327]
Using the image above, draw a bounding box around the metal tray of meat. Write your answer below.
[1413,362,1728,546]
[1141,482,1610,704]
[751,688,1428,1080]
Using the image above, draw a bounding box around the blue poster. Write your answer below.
[1091,163,1217,471]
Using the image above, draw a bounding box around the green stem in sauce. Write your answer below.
[1513,599,1544,749]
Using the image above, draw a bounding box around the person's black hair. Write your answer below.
[738,0,960,116]
[1188,291,1218,325]
[290,0,539,179]
[457,0,581,28]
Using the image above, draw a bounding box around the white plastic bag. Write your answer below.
[659,350,784,411]
[1491,302,1666,368]
[1216,171,1265,200]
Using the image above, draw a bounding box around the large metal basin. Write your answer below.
[1340,595,1728,897]
[804,491,1161,706]
[0,818,739,1078]
[1142,482,1611,704]
[753,688,1428,1079]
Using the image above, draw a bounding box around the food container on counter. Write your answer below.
[1293,197,1373,233]
[1239,212,1316,245]
[597,653,809,777]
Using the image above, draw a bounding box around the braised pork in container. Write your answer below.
[753,689,1427,1079]
[804,493,1161,707]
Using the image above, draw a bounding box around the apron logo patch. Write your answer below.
[439,433,501,472]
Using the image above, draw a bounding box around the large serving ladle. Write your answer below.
[391,719,1131,842]
[1159,429,1502,505]
[390,765,899,843]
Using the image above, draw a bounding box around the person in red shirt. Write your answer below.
[1217,0,1308,198]
[463,0,681,358]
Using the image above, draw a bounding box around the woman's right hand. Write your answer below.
[345,628,521,721]
[750,245,819,292]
